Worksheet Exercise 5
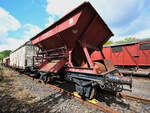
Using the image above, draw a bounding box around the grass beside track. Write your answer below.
[0,66,36,113]
[0,66,3,81]
[0,66,106,113]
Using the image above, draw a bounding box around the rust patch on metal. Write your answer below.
[103,59,115,71]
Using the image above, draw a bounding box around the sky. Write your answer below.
[0,0,150,51]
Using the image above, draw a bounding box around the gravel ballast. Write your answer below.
[1,65,150,113]
[0,66,105,113]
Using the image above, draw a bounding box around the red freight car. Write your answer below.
[91,38,150,75]
[31,2,132,99]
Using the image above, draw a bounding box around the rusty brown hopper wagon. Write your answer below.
[31,2,132,99]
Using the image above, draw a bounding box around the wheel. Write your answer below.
[42,75,48,84]
[89,87,97,100]
[58,67,66,81]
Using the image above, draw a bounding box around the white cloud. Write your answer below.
[46,0,146,26]
[0,38,29,51]
[111,28,150,42]
[0,7,23,51]
[111,9,150,38]
[0,24,42,51]
[23,24,42,39]
[0,7,21,31]
[0,7,42,51]
[90,0,146,26]
[45,16,55,27]
[46,0,84,16]
[45,0,150,40]
[130,28,150,39]
[0,7,21,44]
[90,0,150,40]
[46,0,90,26]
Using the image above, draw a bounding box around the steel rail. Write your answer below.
[7,67,119,113]
[8,66,150,112]
[4,66,150,113]
[117,92,150,104]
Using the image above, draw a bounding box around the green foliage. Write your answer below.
[105,37,139,45]
[0,54,4,59]
[115,37,139,44]
[0,50,12,59]
[105,41,113,45]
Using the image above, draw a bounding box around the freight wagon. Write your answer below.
[31,2,132,99]
[2,56,10,66]
[91,38,150,76]
[9,41,38,71]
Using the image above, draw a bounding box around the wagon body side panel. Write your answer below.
[100,40,150,67]
[138,41,150,66]
[25,45,37,67]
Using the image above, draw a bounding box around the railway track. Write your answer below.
[116,93,150,104]
[124,76,150,81]
[6,66,150,113]
[10,69,118,113]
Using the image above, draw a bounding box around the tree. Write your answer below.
[0,54,4,59]
[115,37,139,44]
[104,40,113,45]
[0,50,12,59]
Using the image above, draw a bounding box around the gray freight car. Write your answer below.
[10,41,38,71]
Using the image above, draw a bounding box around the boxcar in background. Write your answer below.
[2,56,10,66]
[92,38,150,68]
[91,38,150,76]
[10,41,38,70]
